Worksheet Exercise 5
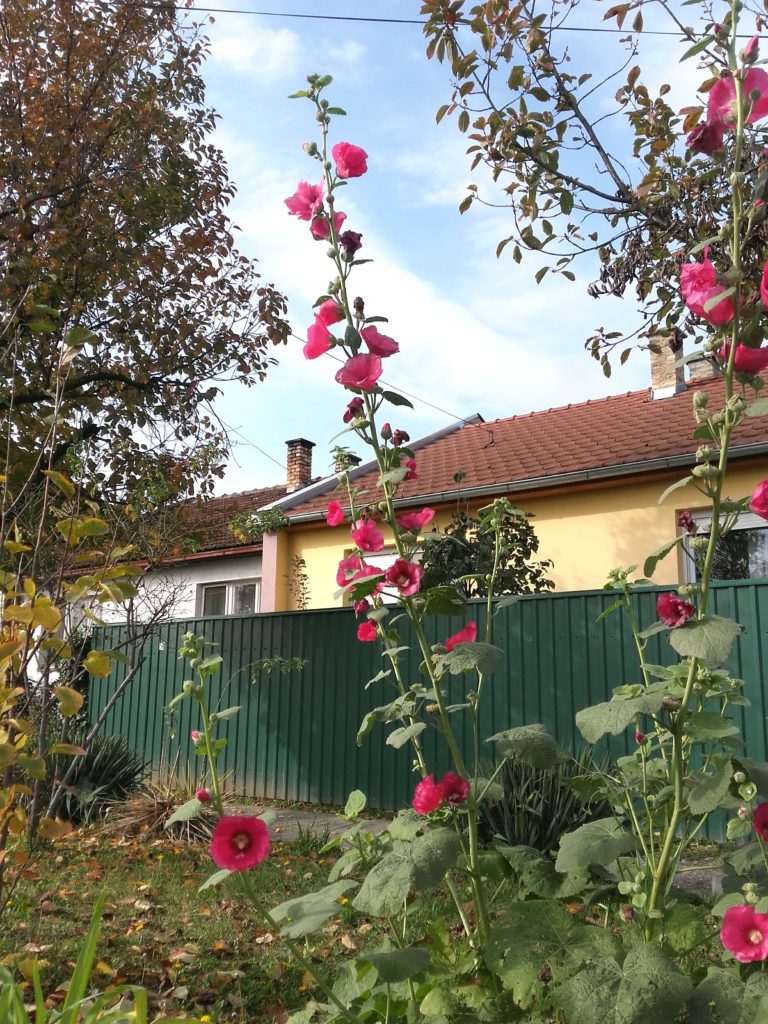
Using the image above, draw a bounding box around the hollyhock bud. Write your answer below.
[311,211,346,241]
[739,806,748,818]
[384,558,423,597]
[190,730,202,742]
[339,230,363,255]
[397,508,436,533]
[304,320,332,360]
[357,621,377,642]
[680,249,734,325]
[353,296,365,318]
[635,731,646,745]
[751,481,768,519]
[657,592,696,628]
[351,518,385,553]
[743,35,760,63]
[285,180,323,221]
[343,397,365,423]
[412,774,444,814]
[439,771,470,806]
[708,68,768,125]
[325,500,345,527]
[354,598,371,618]
[686,117,724,156]
[392,429,409,447]
[381,422,392,440]
[361,325,399,357]
[196,788,212,803]
[314,298,344,327]
[404,458,418,481]
[332,141,368,178]
[721,904,768,962]
[677,510,696,534]
[335,353,383,391]
[720,342,768,374]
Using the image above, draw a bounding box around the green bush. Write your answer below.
[478,749,612,853]
[62,732,149,823]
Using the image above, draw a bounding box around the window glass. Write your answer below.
[201,585,226,617]
[687,510,768,582]
[233,582,258,615]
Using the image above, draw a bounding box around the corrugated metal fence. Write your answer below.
[88,581,768,810]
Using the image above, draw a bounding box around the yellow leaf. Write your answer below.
[41,470,76,498]
[32,598,61,632]
[2,541,32,556]
[0,638,23,664]
[53,686,84,716]
[0,743,18,769]
[23,579,35,599]
[3,605,32,624]
[48,743,86,756]
[82,650,112,677]
[37,818,73,841]
[17,755,46,780]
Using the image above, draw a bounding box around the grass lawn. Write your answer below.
[0,827,396,1023]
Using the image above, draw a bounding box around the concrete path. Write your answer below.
[227,803,391,843]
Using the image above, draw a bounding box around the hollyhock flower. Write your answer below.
[285,180,323,221]
[680,250,734,325]
[354,598,370,618]
[190,730,202,742]
[721,904,768,962]
[304,320,332,360]
[339,230,363,255]
[197,788,212,803]
[686,117,724,156]
[384,558,423,597]
[446,622,478,651]
[210,816,270,871]
[392,429,409,447]
[397,508,435,532]
[314,298,344,327]
[412,774,444,814]
[335,353,382,391]
[326,500,345,527]
[343,397,365,423]
[708,68,768,125]
[332,141,368,178]
[350,564,384,591]
[677,510,695,534]
[351,517,385,553]
[720,342,768,374]
[751,481,768,519]
[761,261,768,309]
[657,593,696,628]
[357,621,377,642]
[404,458,418,481]
[310,210,346,241]
[439,771,470,806]
[361,325,400,357]
[754,803,768,840]
[337,554,363,587]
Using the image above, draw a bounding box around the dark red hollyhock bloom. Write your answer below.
[657,593,696,628]
[339,230,363,254]
[686,117,724,155]
[439,771,470,806]
[754,802,768,841]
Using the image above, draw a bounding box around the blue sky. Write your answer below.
[195,1,704,492]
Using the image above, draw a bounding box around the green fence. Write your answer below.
[88,580,768,811]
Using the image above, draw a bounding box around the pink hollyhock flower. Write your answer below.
[354,598,370,618]
[326,500,345,527]
[677,510,695,534]
[357,621,377,642]
[351,518,385,553]
[397,508,435,532]
[384,558,423,597]
[337,554,363,587]
[315,299,344,327]
[332,141,368,178]
[721,904,768,962]
[190,730,202,742]
[350,564,384,592]
[708,68,768,125]
[686,117,724,156]
[761,262,768,309]
[751,481,768,519]
[197,788,212,803]
[210,816,270,871]
[446,622,478,651]
[343,397,365,423]
[304,320,332,360]
[285,180,323,221]
[680,250,734,326]
[754,802,768,840]
[361,325,400,357]
[404,458,418,481]
[439,771,470,806]
[657,593,696,628]
[720,342,768,374]
[335,354,383,391]
[311,211,346,241]
[339,229,363,254]
[412,774,444,814]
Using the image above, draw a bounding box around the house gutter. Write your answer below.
[282,442,768,524]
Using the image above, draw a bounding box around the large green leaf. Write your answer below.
[496,845,589,899]
[434,641,502,677]
[270,880,358,938]
[353,828,460,916]
[555,817,635,874]
[166,796,204,827]
[576,690,666,744]
[643,536,683,579]
[663,903,714,954]
[687,967,748,1024]
[669,615,743,666]
[359,946,431,982]
[688,761,733,814]
[686,712,740,743]
[487,723,568,769]
[555,944,691,1024]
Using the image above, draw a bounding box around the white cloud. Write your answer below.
[328,40,367,66]
[208,23,302,81]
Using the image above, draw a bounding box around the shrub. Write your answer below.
[61,733,149,823]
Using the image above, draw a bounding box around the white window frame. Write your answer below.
[682,509,768,583]
[197,578,261,617]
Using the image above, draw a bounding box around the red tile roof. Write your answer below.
[178,484,288,553]
[284,378,768,518]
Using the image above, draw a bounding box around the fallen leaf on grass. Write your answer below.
[340,934,357,952]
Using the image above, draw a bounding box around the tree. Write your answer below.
[420,500,554,597]
[421,1,767,372]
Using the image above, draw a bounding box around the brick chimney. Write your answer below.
[649,335,685,399]
[688,353,716,382]
[286,438,314,492]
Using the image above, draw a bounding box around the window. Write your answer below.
[683,510,768,582]
[199,579,260,616]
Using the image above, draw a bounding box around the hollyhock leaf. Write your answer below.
[386,722,426,748]
[344,324,361,348]
[435,641,502,677]
[423,586,467,615]
[270,880,358,938]
[669,615,743,666]
[488,723,568,769]
[682,34,715,60]
[555,817,635,873]
[687,967,745,1024]
[495,845,590,899]
[377,467,409,487]
[688,761,733,814]
[288,90,310,98]
[353,829,460,916]
[471,778,505,804]
[343,790,366,819]
[643,536,683,578]
[326,106,347,115]
[663,904,713,956]
[360,947,431,982]
[575,690,666,744]
[381,390,414,408]
[214,706,241,721]
[658,475,695,505]
[711,894,747,919]
[199,868,232,892]
[686,711,740,743]
[166,797,204,826]
[746,398,768,417]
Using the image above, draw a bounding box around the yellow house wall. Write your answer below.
[275,463,766,610]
